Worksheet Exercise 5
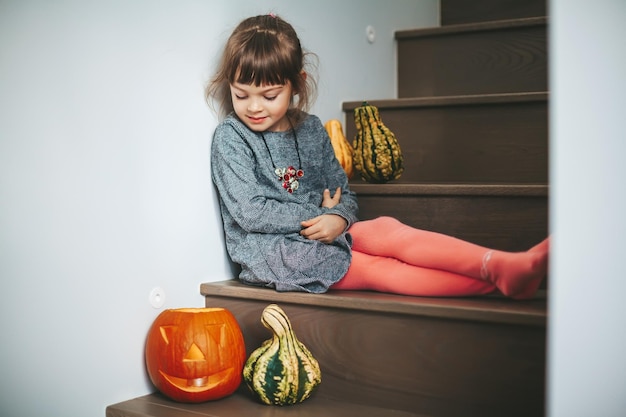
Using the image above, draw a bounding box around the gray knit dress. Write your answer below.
[211,112,359,293]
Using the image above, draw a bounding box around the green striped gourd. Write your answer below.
[243,304,321,405]
[353,101,404,183]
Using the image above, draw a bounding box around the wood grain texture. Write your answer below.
[201,293,546,417]
[343,98,548,184]
[351,192,548,252]
[200,280,548,327]
[344,91,548,109]
[396,19,547,97]
[441,0,546,26]
[349,183,548,197]
[106,391,426,417]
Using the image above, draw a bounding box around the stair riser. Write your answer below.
[345,101,548,184]
[397,24,547,97]
[354,194,548,252]
[204,296,546,417]
[441,0,546,25]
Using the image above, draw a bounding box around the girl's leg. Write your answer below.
[348,216,549,299]
[331,251,496,297]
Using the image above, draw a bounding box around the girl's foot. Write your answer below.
[484,237,550,299]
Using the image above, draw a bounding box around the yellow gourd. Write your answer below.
[243,304,321,405]
[324,119,354,179]
[353,102,404,183]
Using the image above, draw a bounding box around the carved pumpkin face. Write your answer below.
[145,308,246,403]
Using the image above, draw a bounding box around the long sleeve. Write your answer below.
[315,121,359,227]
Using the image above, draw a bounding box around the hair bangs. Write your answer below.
[231,31,299,87]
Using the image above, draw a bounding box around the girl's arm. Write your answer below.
[299,118,359,243]
[317,119,359,226]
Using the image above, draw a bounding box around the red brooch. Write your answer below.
[275,166,304,193]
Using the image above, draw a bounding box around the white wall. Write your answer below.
[0,1,437,416]
[548,1,626,416]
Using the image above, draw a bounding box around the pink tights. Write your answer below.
[330,217,549,299]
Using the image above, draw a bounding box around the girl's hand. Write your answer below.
[300,214,347,244]
[321,187,342,208]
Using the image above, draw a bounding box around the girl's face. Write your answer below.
[230,81,294,132]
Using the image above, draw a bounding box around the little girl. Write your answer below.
[206,14,549,299]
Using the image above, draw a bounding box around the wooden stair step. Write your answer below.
[441,0,546,26]
[343,93,548,184]
[201,279,547,325]
[396,17,547,97]
[348,183,548,252]
[106,391,429,417]
[199,280,547,417]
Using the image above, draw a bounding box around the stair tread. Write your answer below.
[342,94,548,184]
[396,16,547,39]
[349,183,548,196]
[441,0,547,26]
[106,392,429,417]
[343,92,548,111]
[201,280,546,327]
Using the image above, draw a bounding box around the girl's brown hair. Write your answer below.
[205,14,317,124]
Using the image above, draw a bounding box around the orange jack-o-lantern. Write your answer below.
[145,308,246,403]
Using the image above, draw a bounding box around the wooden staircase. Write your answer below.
[106,1,549,416]
[345,11,548,252]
